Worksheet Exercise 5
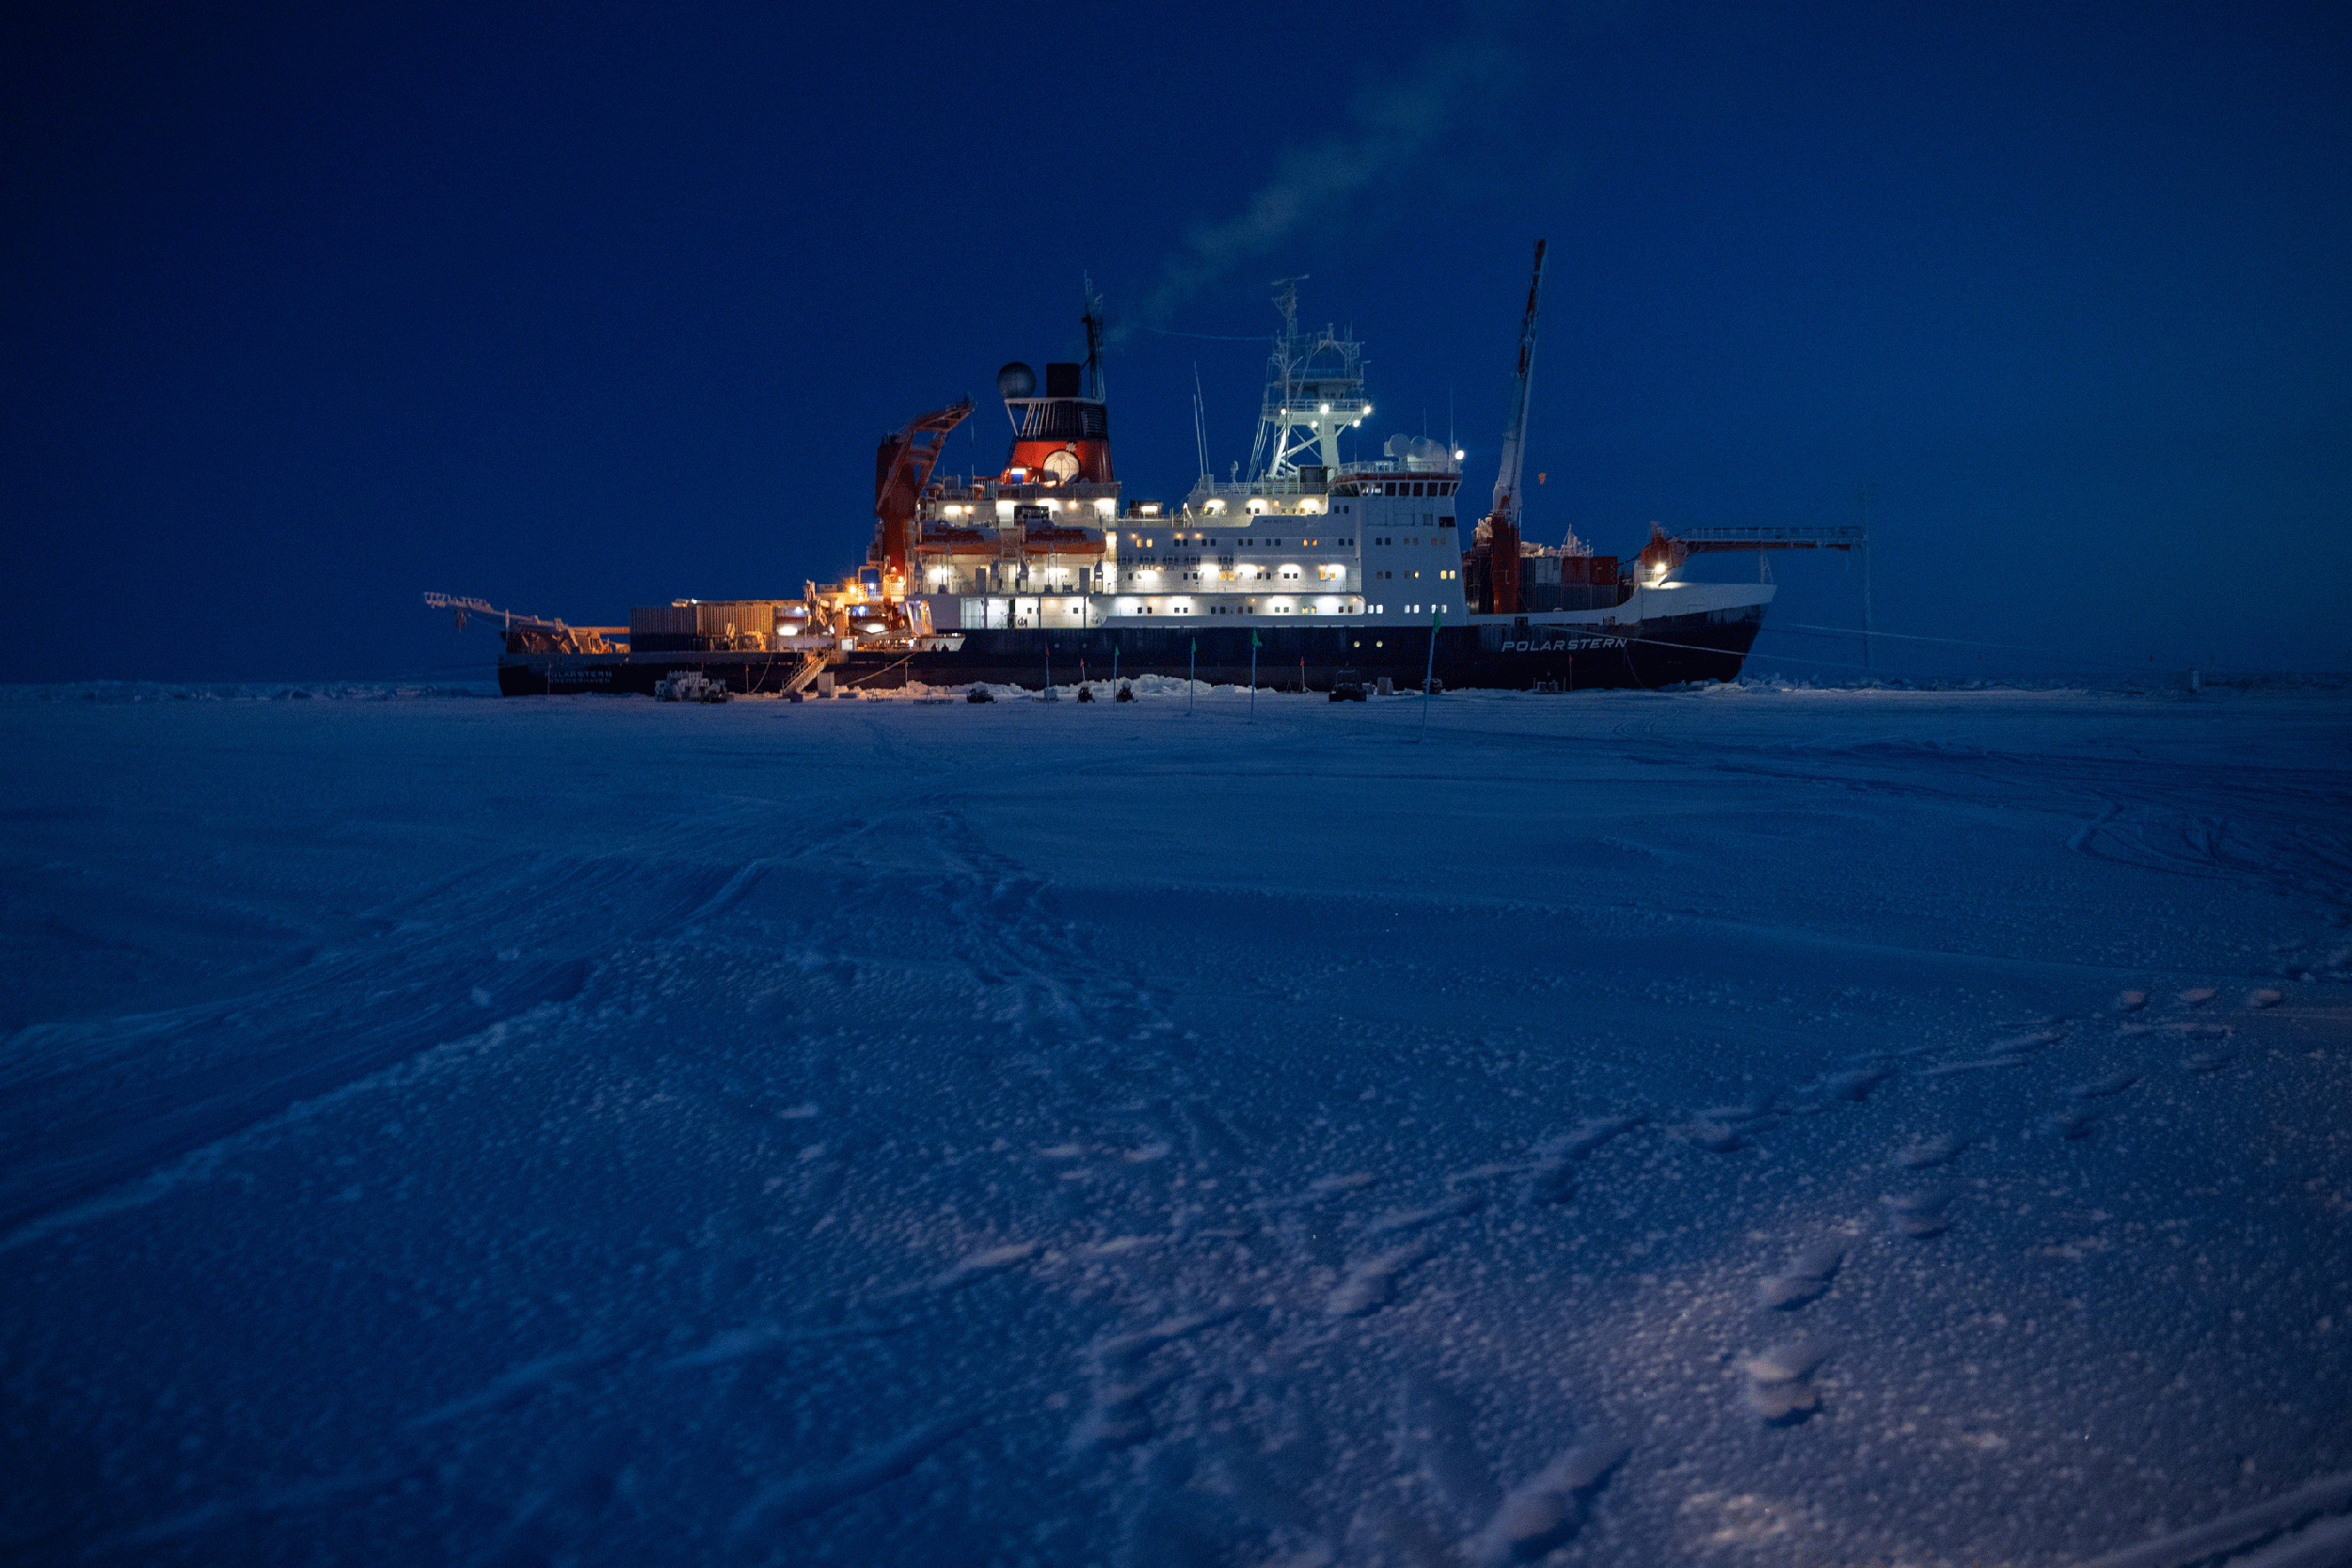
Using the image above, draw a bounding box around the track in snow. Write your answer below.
[1,680,2347,1565]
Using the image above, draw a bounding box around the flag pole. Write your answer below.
[1249,629,1259,719]
[1419,607,1442,742]
[1188,638,1197,714]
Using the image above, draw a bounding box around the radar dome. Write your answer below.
[996,362,1037,399]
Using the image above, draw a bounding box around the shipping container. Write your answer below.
[629,605,699,637]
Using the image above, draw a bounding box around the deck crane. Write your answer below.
[421,593,623,655]
[1467,239,1549,616]
[872,398,975,602]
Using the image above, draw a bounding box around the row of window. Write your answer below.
[1127,603,1346,616]
[1132,532,1354,546]
[1140,567,1337,583]
[1116,602,1441,618]
[1334,481,1460,498]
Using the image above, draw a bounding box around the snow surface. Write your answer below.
[3,678,2349,1565]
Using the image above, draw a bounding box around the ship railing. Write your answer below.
[927,480,1120,505]
[1338,459,1461,476]
[1263,396,1366,413]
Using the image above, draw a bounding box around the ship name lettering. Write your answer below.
[1502,636,1624,653]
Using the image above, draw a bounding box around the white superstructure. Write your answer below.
[902,286,1489,634]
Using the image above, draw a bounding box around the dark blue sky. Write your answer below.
[7,0,2346,681]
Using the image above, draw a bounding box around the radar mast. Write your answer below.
[1247,277,1371,480]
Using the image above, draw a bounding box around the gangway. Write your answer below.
[781,648,833,695]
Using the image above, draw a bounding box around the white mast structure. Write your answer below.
[1246,277,1373,482]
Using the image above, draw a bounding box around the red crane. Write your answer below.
[1470,240,1547,616]
[873,398,974,600]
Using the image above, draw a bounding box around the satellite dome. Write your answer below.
[997,361,1037,399]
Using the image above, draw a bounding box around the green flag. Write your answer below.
[1431,606,1444,629]
[1251,629,1261,647]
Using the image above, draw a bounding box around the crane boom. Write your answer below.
[421,593,622,654]
[1490,239,1548,527]
[1469,240,1548,616]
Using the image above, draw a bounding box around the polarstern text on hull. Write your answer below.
[434,252,1822,696]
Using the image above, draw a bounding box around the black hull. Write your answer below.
[496,603,1765,697]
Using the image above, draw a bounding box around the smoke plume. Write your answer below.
[1116,24,1525,343]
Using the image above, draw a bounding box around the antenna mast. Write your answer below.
[1271,276,1302,354]
[1193,363,1210,480]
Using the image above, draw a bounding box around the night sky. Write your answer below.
[7,0,2347,684]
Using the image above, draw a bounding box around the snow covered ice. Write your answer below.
[3,677,2349,1564]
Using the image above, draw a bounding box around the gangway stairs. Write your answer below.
[782,648,833,696]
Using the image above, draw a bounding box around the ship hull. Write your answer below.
[494,599,1768,696]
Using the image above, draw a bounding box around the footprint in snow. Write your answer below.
[1757,1238,1846,1310]
[1675,1105,1779,1152]
[728,1412,980,1537]
[2248,988,2283,1009]
[2117,990,2148,1011]
[1516,1117,1648,1203]
[1742,1337,1826,1423]
[1820,1066,1891,1103]
[2067,1070,2138,1100]
[929,1242,1037,1292]
[1327,1242,1434,1316]
[2043,1070,2137,1138]
[1089,1310,1228,1367]
[2177,987,2217,1006]
[1393,1372,1498,1530]
[1365,1192,1484,1236]
[1068,1313,1229,1451]
[404,1340,629,1431]
[1068,1370,1171,1450]
[1460,1443,1626,1565]
[1518,1158,1574,1208]
[2184,1049,2235,1072]
[1894,1133,1968,1169]
[1882,1187,1954,1238]
[2044,1107,2099,1141]
[1919,1054,2032,1078]
[1555,1115,1647,1158]
[1676,1119,1744,1153]
[1792,1067,1888,1108]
